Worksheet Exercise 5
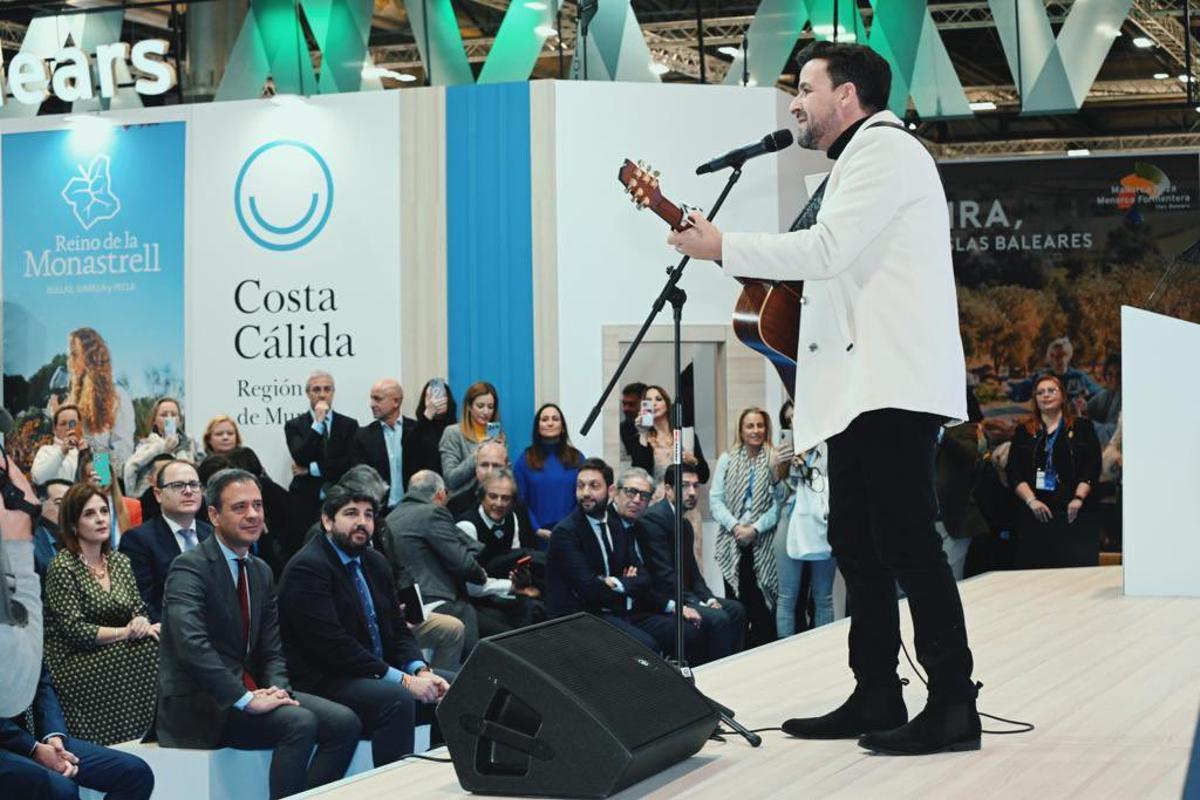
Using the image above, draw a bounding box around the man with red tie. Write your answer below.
[156,468,360,800]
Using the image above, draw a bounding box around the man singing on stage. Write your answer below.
[669,41,980,756]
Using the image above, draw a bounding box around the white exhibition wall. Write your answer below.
[1121,306,1200,597]
[552,81,830,458]
[187,92,403,480]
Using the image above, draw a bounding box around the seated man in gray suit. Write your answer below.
[386,470,528,655]
[156,468,361,800]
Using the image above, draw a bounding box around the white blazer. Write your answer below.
[723,110,966,452]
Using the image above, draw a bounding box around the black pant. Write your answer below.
[727,548,776,648]
[827,408,976,703]
[220,691,361,800]
[596,610,702,659]
[319,676,416,766]
[692,596,746,662]
[1015,507,1100,568]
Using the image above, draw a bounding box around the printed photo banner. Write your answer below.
[2,121,187,469]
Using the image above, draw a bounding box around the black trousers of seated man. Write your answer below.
[826,408,976,703]
[438,595,542,656]
[220,691,361,800]
[598,609,704,661]
[315,667,457,766]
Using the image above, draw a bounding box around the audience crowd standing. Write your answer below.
[3,341,1123,795]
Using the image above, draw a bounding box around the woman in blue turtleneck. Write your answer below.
[513,403,585,548]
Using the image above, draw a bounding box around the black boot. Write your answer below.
[782,681,908,740]
[857,698,981,755]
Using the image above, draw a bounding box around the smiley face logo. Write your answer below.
[234,140,333,251]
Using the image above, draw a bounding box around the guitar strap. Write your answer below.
[786,120,938,234]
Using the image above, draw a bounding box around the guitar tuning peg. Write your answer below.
[652,170,660,179]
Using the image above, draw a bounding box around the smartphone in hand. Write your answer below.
[638,400,655,428]
[92,452,113,488]
[486,421,502,440]
[164,417,178,439]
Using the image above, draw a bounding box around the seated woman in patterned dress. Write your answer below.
[43,482,159,746]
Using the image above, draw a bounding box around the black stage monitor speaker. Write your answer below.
[437,613,719,798]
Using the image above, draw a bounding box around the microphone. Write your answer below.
[695,129,793,175]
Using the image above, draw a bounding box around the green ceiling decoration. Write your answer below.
[988,0,1134,114]
[217,0,374,100]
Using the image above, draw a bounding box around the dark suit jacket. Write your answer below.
[0,663,66,755]
[385,495,487,604]
[639,500,714,604]
[277,535,424,694]
[285,410,360,499]
[120,516,214,623]
[935,422,991,540]
[33,522,60,580]
[545,506,652,618]
[156,534,289,748]
[351,417,417,499]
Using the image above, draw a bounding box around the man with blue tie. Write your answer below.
[278,483,450,765]
[120,460,212,622]
[156,469,360,800]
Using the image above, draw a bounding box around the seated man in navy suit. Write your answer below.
[0,662,154,800]
[33,480,71,580]
[546,458,700,658]
[278,482,450,766]
[120,460,212,623]
[640,464,745,662]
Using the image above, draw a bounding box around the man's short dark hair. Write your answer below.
[197,454,233,486]
[577,457,614,488]
[225,446,265,477]
[796,41,892,113]
[663,463,700,490]
[36,478,74,501]
[156,459,199,488]
[204,468,261,511]
[622,382,647,398]
[321,482,378,521]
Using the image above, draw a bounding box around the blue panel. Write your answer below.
[445,82,536,462]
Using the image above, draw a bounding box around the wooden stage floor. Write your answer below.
[302,567,1200,799]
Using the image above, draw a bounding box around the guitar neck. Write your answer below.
[650,197,687,232]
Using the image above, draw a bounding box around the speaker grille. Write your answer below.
[486,615,712,752]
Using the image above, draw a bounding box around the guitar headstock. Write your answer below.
[617,159,687,231]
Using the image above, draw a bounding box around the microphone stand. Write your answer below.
[581,160,762,748]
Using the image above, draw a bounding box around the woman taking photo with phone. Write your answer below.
[32,405,87,484]
[627,385,710,485]
[440,381,503,507]
[43,482,159,745]
[408,378,458,476]
[123,398,200,497]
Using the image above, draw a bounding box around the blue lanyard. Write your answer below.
[1044,423,1062,476]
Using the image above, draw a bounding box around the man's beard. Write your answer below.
[334,528,370,555]
[797,116,823,150]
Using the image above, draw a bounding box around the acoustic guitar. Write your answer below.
[618,158,802,398]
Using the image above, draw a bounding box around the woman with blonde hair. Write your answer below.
[123,397,200,497]
[55,327,136,465]
[43,482,159,745]
[201,414,243,456]
[710,407,781,647]
[439,381,503,506]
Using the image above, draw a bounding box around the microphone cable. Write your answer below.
[899,638,1035,736]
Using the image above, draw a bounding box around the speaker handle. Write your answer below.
[460,714,557,761]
